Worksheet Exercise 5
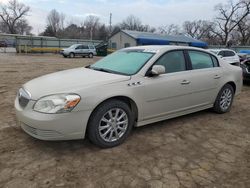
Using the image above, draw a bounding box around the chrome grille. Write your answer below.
[18,88,31,108]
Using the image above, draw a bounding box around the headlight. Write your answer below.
[33,94,81,114]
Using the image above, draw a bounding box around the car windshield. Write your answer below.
[90,49,155,75]
[69,44,79,49]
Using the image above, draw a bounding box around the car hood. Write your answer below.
[23,67,130,100]
[61,48,70,51]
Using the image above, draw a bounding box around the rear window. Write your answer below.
[82,45,88,49]
[224,51,235,57]
[188,51,214,69]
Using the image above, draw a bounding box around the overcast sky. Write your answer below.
[0,0,232,34]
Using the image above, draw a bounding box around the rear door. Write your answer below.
[221,50,239,64]
[82,45,90,55]
[185,50,222,105]
[225,50,239,64]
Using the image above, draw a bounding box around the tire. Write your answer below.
[88,53,93,58]
[213,84,235,114]
[87,99,134,148]
[69,52,75,58]
[63,55,67,58]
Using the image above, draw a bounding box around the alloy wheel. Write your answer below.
[219,88,233,111]
[98,108,128,142]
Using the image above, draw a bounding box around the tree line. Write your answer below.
[0,0,250,45]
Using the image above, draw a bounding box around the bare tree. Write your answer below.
[15,19,32,35]
[0,21,9,33]
[46,9,60,36]
[236,16,250,45]
[183,20,215,40]
[0,0,30,34]
[59,13,65,30]
[120,15,141,31]
[213,0,250,45]
[83,15,100,40]
[120,15,155,32]
[158,24,180,35]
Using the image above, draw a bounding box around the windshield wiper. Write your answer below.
[90,67,114,73]
[89,66,130,76]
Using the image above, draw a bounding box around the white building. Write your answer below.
[109,30,208,50]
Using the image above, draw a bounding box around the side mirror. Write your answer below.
[151,65,165,76]
[218,55,223,58]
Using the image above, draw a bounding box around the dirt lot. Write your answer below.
[0,53,250,188]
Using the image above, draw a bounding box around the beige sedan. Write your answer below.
[15,46,242,148]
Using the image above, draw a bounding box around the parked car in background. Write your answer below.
[60,44,97,58]
[208,49,240,66]
[238,50,250,62]
[240,58,250,82]
[15,46,242,148]
[238,53,248,62]
[0,41,7,47]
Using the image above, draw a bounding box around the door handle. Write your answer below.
[181,80,190,85]
[214,75,221,79]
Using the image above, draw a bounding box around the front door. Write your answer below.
[75,45,83,55]
[139,50,192,120]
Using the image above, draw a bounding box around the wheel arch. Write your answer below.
[226,81,236,93]
[86,96,139,131]
[69,52,75,56]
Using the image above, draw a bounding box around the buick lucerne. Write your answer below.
[15,46,242,148]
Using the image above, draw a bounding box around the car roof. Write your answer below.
[209,48,236,52]
[125,45,209,53]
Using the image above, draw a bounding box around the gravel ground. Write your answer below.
[0,53,250,188]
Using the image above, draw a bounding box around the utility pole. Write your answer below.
[109,13,112,36]
[90,27,93,41]
[109,13,112,48]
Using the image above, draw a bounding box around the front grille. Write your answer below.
[21,123,63,139]
[18,88,31,108]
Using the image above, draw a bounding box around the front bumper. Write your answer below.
[61,51,70,56]
[15,97,92,140]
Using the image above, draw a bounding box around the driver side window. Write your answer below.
[154,50,186,74]
[76,45,82,50]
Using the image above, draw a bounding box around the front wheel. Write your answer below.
[69,53,75,58]
[87,100,134,148]
[213,84,234,113]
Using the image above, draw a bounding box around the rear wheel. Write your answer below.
[87,100,133,148]
[213,84,234,113]
[88,53,93,58]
